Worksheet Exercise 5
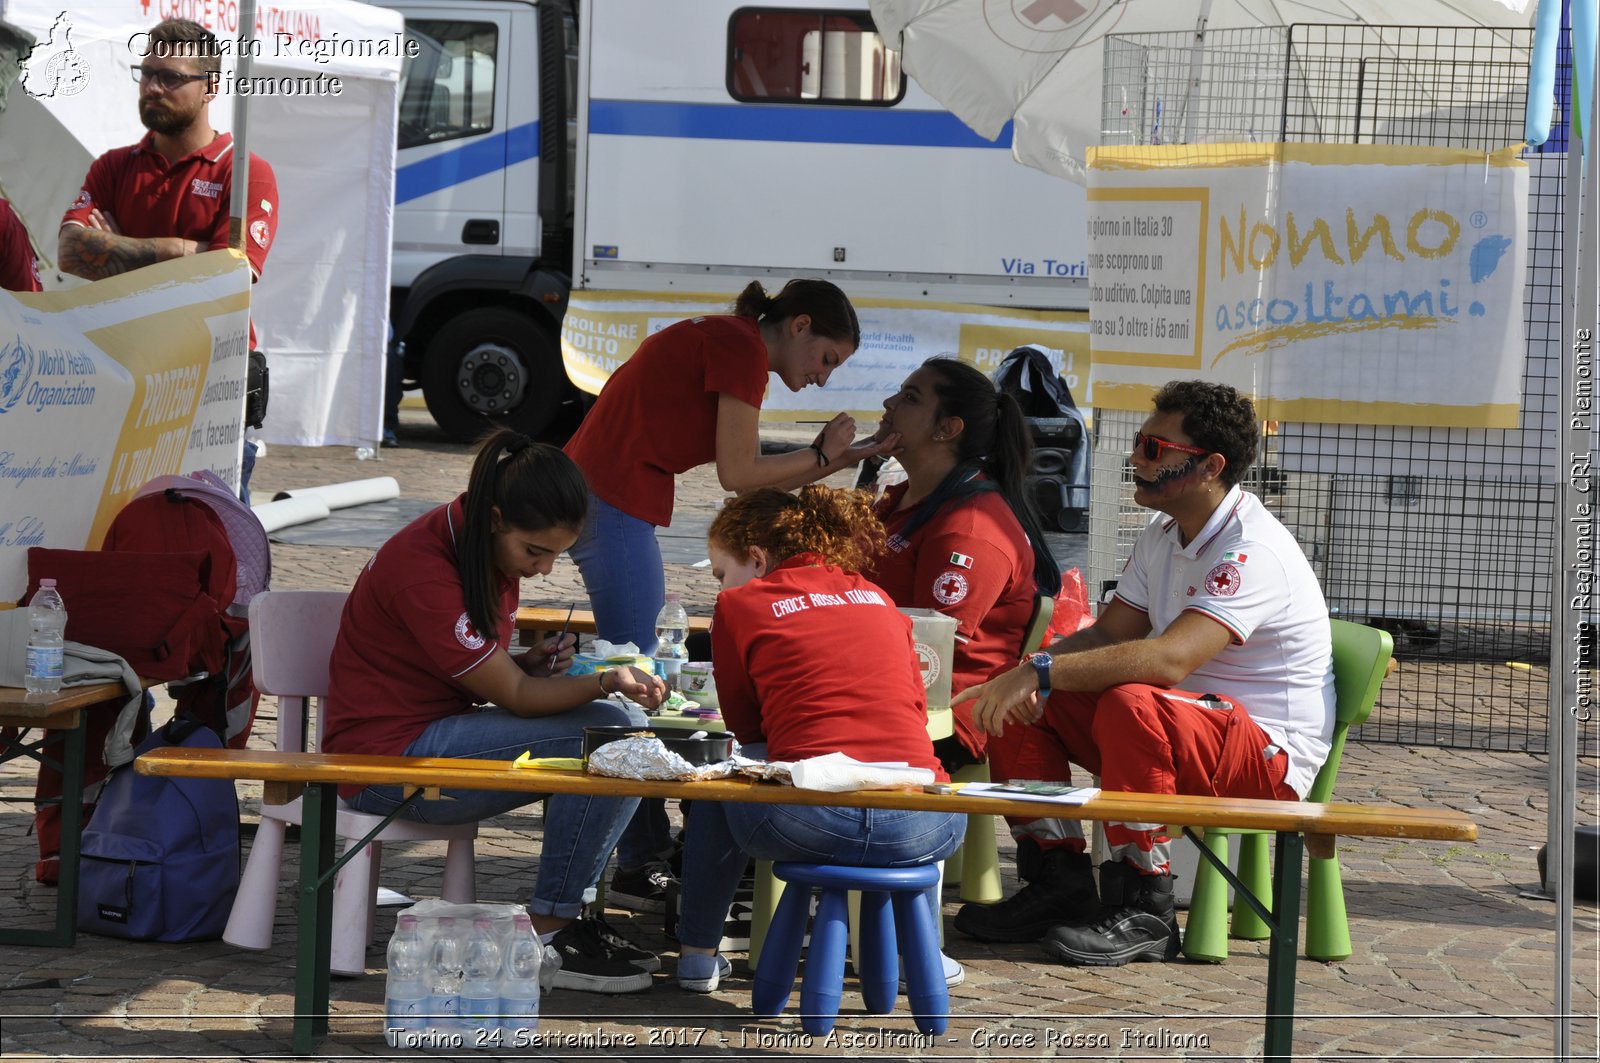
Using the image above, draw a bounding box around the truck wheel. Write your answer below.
[421,307,564,443]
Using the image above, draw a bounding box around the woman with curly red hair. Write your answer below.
[673,485,963,992]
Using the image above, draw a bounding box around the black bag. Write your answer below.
[77,719,241,941]
[245,349,269,429]
[991,345,1092,532]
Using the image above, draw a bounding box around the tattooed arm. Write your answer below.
[58,209,200,281]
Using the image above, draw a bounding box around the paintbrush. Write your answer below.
[547,604,577,673]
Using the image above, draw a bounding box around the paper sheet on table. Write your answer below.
[785,752,936,792]
[959,782,1100,805]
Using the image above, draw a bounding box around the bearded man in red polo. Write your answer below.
[58,17,277,500]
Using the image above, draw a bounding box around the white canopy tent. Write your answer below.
[0,0,403,448]
[869,0,1535,185]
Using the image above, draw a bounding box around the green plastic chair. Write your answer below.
[1181,618,1393,963]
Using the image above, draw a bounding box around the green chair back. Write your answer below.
[1021,593,1054,656]
[1182,617,1394,963]
[1306,619,1394,804]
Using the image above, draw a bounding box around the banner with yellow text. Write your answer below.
[1085,144,1526,426]
[560,291,1090,419]
[0,252,251,605]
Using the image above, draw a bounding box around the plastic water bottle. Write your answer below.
[458,916,503,1049]
[654,592,689,687]
[25,579,67,695]
[498,913,542,1042]
[384,913,429,1046]
[426,916,464,1039]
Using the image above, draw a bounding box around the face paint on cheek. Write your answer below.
[1133,455,1201,491]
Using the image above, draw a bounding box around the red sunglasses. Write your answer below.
[1132,431,1210,462]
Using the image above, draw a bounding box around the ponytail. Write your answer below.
[991,395,1062,596]
[729,278,860,346]
[460,428,589,641]
[732,280,775,320]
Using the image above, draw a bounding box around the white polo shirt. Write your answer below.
[1114,485,1335,797]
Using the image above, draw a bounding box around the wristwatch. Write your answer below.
[1026,652,1053,697]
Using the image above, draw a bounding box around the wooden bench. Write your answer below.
[135,747,1476,1058]
[1,681,131,947]
[514,605,712,639]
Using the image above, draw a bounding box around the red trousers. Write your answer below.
[987,683,1295,873]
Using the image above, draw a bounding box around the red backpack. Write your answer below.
[27,493,235,685]
[22,473,270,883]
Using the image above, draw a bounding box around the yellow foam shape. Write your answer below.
[511,752,584,771]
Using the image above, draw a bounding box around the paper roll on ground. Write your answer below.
[271,476,400,510]
[252,495,332,533]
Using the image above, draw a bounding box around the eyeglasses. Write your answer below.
[132,66,211,91]
[1132,431,1211,462]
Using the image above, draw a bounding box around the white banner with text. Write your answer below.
[0,251,250,605]
[560,291,1090,420]
[1085,143,1527,426]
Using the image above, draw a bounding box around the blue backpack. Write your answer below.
[77,719,240,941]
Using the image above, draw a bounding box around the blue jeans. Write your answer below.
[568,490,673,868]
[239,439,258,505]
[345,699,646,920]
[567,492,665,655]
[676,801,965,951]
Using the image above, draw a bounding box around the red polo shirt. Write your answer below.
[322,495,518,784]
[0,200,40,292]
[565,314,769,526]
[61,132,278,346]
[866,483,1037,759]
[710,554,945,779]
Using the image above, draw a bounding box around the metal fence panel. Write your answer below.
[1095,24,1591,755]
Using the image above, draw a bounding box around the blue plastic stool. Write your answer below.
[752,862,947,1036]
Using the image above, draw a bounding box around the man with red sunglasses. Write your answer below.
[952,380,1334,967]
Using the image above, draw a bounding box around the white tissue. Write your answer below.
[590,639,642,657]
[787,752,936,792]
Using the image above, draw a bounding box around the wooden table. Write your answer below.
[515,605,712,638]
[0,681,129,947]
[136,746,1476,1058]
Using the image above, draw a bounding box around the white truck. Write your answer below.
[381,0,1089,441]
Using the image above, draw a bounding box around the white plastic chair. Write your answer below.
[223,590,476,974]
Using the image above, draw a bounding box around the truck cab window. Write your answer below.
[399,21,498,149]
[727,8,903,105]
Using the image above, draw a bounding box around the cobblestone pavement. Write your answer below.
[1,410,1596,1061]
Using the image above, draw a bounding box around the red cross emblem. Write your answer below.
[1020,0,1088,27]
[932,570,969,606]
[1203,562,1241,597]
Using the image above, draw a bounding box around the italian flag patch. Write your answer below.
[949,552,974,569]
[1222,551,1248,564]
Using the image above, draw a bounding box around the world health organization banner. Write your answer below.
[1085,144,1527,426]
[561,291,1090,418]
[0,252,250,605]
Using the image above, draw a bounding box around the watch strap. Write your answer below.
[1027,652,1053,697]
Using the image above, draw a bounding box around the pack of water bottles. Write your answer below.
[384,901,556,1053]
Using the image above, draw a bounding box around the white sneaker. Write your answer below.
[899,951,965,989]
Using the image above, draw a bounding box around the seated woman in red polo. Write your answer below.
[321,429,668,995]
[863,358,1077,944]
[673,485,964,992]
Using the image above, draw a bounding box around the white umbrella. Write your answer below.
[868,0,1535,185]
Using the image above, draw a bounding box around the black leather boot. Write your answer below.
[1039,860,1180,966]
[953,838,1100,943]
